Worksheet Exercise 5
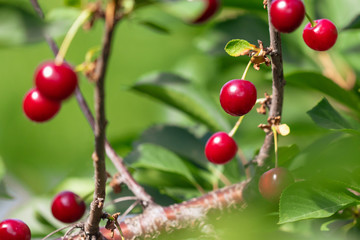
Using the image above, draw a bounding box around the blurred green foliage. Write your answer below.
[0,0,360,239]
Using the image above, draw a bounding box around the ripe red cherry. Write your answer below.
[51,191,86,223]
[192,0,221,24]
[270,0,305,33]
[204,132,238,164]
[219,79,257,116]
[35,61,78,101]
[303,19,338,51]
[0,219,31,240]
[23,88,61,122]
[258,167,294,202]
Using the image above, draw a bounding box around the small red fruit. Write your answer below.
[258,167,294,202]
[35,61,78,101]
[192,0,221,24]
[270,0,305,33]
[219,79,257,116]
[23,88,61,122]
[303,19,338,51]
[0,219,31,240]
[51,191,86,223]
[205,132,238,164]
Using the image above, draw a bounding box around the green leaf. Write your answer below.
[224,39,257,57]
[131,72,230,131]
[277,144,300,166]
[307,98,352,129]
[136,125,208,167]
[128,143,197,186]
[45,7,81,38]
[0,4,44,47]
[343,14,360,30]
[64,0,81,8]
[285,72,360,116]
[279,181,360,224]
[138,21,170,34]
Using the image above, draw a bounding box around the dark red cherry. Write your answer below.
[270,0,305,33]
[219,79,257,116]
[258,167,294,202]
[205,132,238,164]
[0,219,31,240]
[35,61,78,101]
[192,0,221,24]
[303,19,338,51]
[23,88,61,122]
[51,191,86,223]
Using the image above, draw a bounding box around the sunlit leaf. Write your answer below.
[225,39,257,57]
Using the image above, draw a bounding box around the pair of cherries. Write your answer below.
[23,61,78,122]
[0,191,85,239]
[270,0,337,51]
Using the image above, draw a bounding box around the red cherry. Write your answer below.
[270,0,305,33]
[204,132,238,164]
[192,0,221,24]
[23,88,61,122]
[51,191,86,223]
[302,19,338,51]
[258,167,294,202]
[0,219,31,240]
[219,79,257,116]
[35,61,78,101]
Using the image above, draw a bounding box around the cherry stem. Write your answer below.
[228,115,245,137]
[271,126,279,168]
[241,60,252,80]
[305,12,316,28]
[54,8,94,65]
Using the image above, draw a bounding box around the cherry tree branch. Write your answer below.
[29,0,153,205]
[255,0,285,167]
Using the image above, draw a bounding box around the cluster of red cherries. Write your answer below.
[0,191,85,239]
[23,61,78,122]
[270,0,337,51]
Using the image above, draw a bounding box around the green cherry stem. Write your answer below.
[54,8,94,65]
[241,60,252,80]
[271,126,279,168]
[228,115,245,137]
[305,12,316,27]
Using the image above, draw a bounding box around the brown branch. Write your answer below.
[255,0,285,167]
[85,1,118,238]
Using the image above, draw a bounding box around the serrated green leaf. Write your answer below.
[129,143,197,186]
[279,181,360,224]
[307,98,352,129]
[277,144,300,166]
[286,72,360,116]
[225,39,257,57]
[131,72,230,131]
[343,14,360,30]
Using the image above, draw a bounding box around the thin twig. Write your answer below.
[118,200,140,223]
[255,0,285,167]
[42,223,83,240]
[104,196,139,209]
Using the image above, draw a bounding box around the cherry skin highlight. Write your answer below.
[35,61,78,101]
[258,167,294,202]
[51,191,86,223]
[192,0,221,24]
[0,219,31,240]
[303,19,338,51]
[23,88,61,122]
[205,132,238,164]
[219,79,257,116]
[270,0,305,33]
